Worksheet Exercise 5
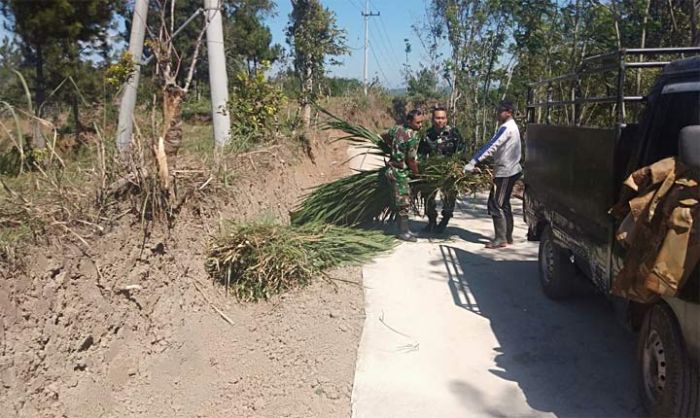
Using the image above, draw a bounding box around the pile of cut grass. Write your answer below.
[205,220,396,301]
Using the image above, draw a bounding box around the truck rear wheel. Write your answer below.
[638,303,699,418]
[538,226,576,300]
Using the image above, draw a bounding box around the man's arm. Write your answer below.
[469,125,508,164]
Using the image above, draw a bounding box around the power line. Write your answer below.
[370,39,392,87]
[361,0,380,95]
[348,0,363,11]
[370,16,401,70]
[368,23,399,85]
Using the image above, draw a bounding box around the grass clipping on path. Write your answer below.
[290,110,491,225]
[205,221,397,301]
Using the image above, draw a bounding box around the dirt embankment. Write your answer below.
[0,109,389,418]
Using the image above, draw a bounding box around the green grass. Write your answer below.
[205,220,397,301]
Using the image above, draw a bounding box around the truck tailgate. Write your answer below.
[525,124,617,244]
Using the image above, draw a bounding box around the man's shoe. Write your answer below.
[398,232,418,242]
[397,215,418,242]
[485,241,507,249]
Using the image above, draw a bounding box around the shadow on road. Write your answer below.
[435,245,644,417]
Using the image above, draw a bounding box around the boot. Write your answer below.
[397,215,417,242]
[506,213,514,244]
[434,213,452,233]
[485,216,507,249]
[423,215,437,233]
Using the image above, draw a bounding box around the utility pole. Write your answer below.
[204,0,231,149]
[362,0,379,96]
[116,0,149,157]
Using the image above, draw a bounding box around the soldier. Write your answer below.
[464,100,522,249]
[384,109,424,242]
[418,106,465,233]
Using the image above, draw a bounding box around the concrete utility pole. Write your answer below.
[204,0,231,148]
[362,0,379,96]
[116,0,149,157]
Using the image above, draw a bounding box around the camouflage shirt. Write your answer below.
[419,125,465,158]
[386,124,420,169]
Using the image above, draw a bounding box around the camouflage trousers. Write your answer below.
[386,167,411,217]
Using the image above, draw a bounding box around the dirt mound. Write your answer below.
[0,130,371,417]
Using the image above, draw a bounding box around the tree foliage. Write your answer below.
[0,0,122,107]
[286,0,348,127]
[424,0,700,149]
[225,2,282,75]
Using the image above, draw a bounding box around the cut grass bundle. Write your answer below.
[291,167,394,226]
[417,157,492,198]
[205,220,397,301]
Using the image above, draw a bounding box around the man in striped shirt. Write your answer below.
[464,100,522,249]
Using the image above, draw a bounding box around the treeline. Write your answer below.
[0,0,357,146]
[403,0,699,148]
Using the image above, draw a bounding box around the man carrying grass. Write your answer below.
[463,100,522,249]
[419,106,465,233]
[384,109,424,242]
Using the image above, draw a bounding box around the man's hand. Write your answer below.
[463,159,477,173]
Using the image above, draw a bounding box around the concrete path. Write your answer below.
[350,194,644,417]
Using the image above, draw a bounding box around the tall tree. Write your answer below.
[225,4,282,74]
[286,0,348,129]
[0,0,120,109]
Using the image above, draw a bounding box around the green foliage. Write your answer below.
[105,52,136,89]
[225,3,282,75]
[0,0,122,107]
[405,68,444,107]
[205,220,397,301]
[228,62,286,142]
[286,0,349,105]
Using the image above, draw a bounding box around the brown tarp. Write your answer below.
[609,157,700,303]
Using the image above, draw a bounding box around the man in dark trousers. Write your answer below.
[464,100,522,249]
[418,106,465,233]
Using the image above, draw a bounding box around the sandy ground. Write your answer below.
[0,130,371,418]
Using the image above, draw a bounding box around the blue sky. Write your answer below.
[265,0,436,89]
[0,0,433,89]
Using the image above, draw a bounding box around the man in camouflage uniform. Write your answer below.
[418,106,465,233]
[384,109,424,242]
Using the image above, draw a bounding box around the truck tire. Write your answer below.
[537,225,576,300]
[638,303,699,418]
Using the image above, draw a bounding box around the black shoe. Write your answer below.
[434,216,451,233]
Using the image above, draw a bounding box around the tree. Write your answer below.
[225,2,282,75]
[286,0,348,129]
[405,68,442,106]
[0,0,120,109]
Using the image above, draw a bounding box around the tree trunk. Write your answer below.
[32,44,46,149]
[636,0,652,95]
[692,0,700,46]
[301,67,313,130]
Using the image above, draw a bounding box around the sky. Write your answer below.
[0,0,434,90]
[265,0,437,89]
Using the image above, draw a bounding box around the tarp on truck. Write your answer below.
[610,157,700,303]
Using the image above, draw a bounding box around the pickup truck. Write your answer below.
[524,47,700,417]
